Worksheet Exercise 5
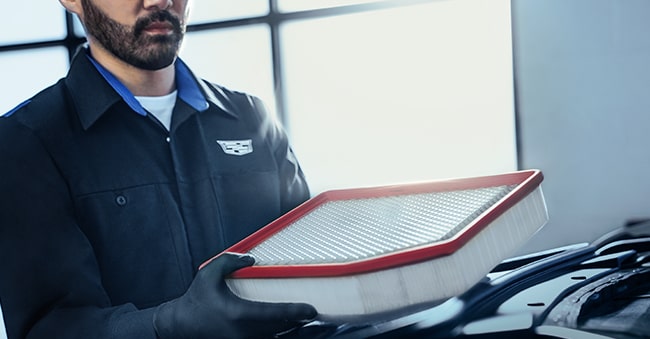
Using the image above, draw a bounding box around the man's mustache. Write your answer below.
[134,10,183,37]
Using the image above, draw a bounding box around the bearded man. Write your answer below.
[0,0,316,337]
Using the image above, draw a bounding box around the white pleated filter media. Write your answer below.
[217,170,548,317]
[249,185,515,265]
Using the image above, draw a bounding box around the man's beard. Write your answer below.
[81,0,185,70]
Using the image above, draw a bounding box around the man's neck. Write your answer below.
[88,42,176,97]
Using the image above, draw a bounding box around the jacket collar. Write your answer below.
[65,47,236,130]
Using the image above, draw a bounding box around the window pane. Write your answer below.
[3,2,67,44]
[278,0,385,12]
[73,14,86,37]
[188,0,269,24]
[281,0,516,194]
[180,25,276,114]
[1,47,69,115]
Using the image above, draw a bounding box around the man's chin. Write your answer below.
[126,44,179,70]
[133,57,176,71]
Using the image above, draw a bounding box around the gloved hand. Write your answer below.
[153,252,317,339]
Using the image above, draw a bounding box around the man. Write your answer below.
[0,0,317,337]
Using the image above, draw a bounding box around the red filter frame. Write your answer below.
[201,169,547,316]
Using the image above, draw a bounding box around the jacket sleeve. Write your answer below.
[0,119,158,339]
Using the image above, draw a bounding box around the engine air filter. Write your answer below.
[203,170,548,317]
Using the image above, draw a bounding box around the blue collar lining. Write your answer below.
[86,54,209,116]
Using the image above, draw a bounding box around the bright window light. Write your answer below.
[281,0,516,194]
[278,0,385,12]
[0,304,5,339]
[180,25,276,116]
[188,0,269,24]
[3,2,66,45]
[1,47,69,115]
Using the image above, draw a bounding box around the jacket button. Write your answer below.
[115,195,127,206]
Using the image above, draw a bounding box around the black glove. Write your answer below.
[153,252,317,339]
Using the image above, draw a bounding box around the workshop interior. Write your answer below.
[3,0,650,338]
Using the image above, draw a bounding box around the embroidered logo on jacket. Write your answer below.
[216,139,253,156]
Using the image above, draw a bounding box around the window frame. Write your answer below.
[1,0,464,125]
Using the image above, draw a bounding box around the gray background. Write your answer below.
[514,0,650,254]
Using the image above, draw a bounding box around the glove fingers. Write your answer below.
[201,252,255,279]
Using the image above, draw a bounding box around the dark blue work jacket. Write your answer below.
[0,50,310,338]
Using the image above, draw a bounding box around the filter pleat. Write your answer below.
[248,185,515,265]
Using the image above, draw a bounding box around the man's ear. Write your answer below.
[59,0,83,17]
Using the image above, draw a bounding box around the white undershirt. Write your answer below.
[135,90,178,130]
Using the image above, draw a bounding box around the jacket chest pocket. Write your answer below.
[74,184,191,307]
